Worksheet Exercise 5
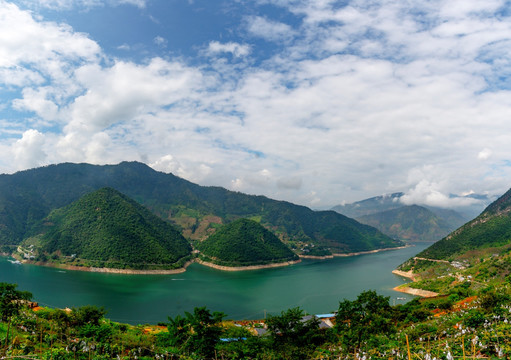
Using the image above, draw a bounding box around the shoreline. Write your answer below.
[393,284,439,298]
[391,269,417,281]
[299,254,334,259]
[391,269,439,298]
[300,245,412,260]
[195,259,302,271]
[333,245,411,257]
[4,244,409,274]
[18,258,193,275]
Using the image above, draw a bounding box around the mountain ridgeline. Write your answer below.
[356,205,457,242]
[416,187,511,260]
[26,187,192,270]
[332,193,468,242]
[0,162,402,257]
[197,219,299,266]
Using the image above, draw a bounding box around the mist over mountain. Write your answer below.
[332,193,470,242]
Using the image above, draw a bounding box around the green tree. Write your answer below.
[0,282,32,353]
[265,307,323,359]
[335,290,395,353]
[166,306,225,359]
[71,305,106,326]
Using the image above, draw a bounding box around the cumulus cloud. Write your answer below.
[67,58,203,134]
[12,129,47,170]
[207,41,251,58]
[2,0,511,211]
[245,16,296,43]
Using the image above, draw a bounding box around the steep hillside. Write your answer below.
[197,219,299,267]
[23,187,192,270]
[416,187,511,260]
[0,162,402,255]
[357,205,456,242]
[395,187,511,296]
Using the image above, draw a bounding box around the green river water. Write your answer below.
[0,243,429,324]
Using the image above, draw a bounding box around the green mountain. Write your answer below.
[357,205,458,242]
[416,187,511,260]
[24,187,192,270]
[0,162,402,255]
[197,219,299,266]
[395,187,511,296]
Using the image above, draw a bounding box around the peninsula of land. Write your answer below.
[391,269,439,298]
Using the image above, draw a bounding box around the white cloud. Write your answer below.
[245,16,296,43]
[12,129,47,170]
[2,0,511,212]
[67,58,203,134]
[12,87,59,120]
[0,2,100,68]
[150,154,182,174]
[478,148,492,160]
[153,36,167,47]
[207,41,251,58]
[18,0,146,10]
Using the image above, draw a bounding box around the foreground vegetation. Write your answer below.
[2,281,511,359]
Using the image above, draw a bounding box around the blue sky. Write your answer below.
[1,0,511,211]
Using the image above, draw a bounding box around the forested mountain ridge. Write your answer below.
[415,187,511,260]
[197,218,299,266]
[0,162,402,255]
[22,187,192,270]
[395,187,511,297]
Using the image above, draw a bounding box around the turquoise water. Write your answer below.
[0,243,429,324]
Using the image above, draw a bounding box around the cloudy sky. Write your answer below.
[1,0,511,211]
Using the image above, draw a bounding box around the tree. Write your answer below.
[265,307,323,359]
[71,305,106,326]
[166,306,225,359]
[335,290,395,353]
[0,282,32,352]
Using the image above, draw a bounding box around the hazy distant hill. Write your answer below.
[25,187,192,270]
[417,187,511,260]
[357,205,456,242]
[332,193,468,242]
[331,193,405,218]
[198,219,299,266]
[332,192,482,221]
[0,162,402,255]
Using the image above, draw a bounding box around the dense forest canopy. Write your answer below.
[198,218,299,266]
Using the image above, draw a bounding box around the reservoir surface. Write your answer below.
[0,242,429,324]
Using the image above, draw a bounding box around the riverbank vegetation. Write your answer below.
[2,282,511,359]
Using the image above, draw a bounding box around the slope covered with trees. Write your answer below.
[0,162,402,255]
[25,187,192,270]
[197,219,299,266]
[416,187,511,260]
